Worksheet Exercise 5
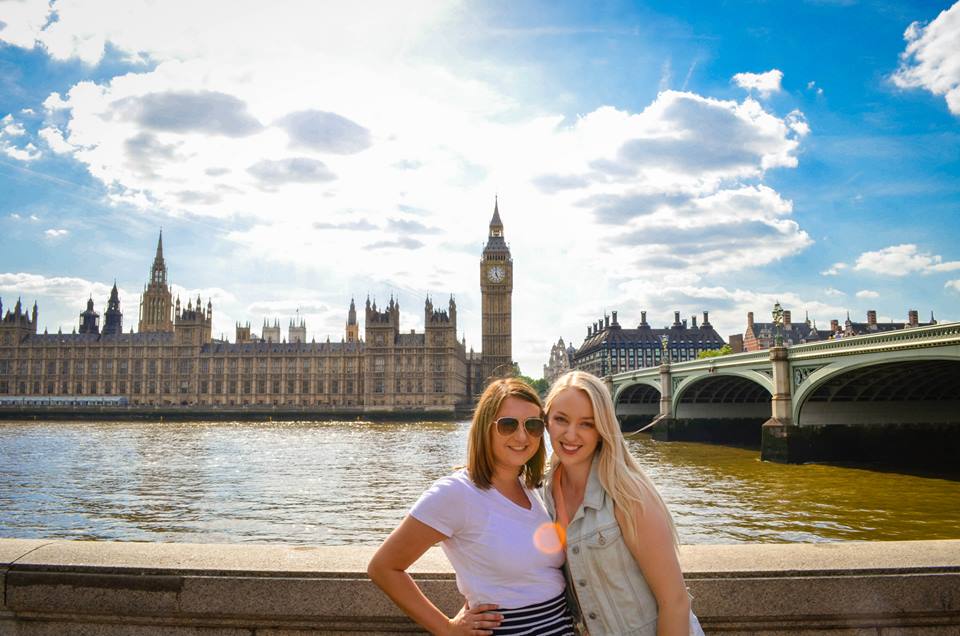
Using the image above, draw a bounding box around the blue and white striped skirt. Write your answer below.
[493,592,576,635]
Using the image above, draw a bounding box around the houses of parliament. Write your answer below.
[0,203,514,413]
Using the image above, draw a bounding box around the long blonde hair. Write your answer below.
[467,377,546,490]
[544,371,678,545]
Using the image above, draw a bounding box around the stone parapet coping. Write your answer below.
[2,538,959,634]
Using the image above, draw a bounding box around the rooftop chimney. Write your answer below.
[702,311,710,327]
[691,315,698,328]
[604,315,610,329]
[747,311,754,328]
[867,310,877,327]
[830,319,839,332]
[783,310,792,330]
[908,310,918,328]
[611,310,618,326]
[640,310,648,327]
[673,311,681,327]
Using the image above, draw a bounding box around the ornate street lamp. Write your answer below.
[772,301,784,347]
[659,334,670,363]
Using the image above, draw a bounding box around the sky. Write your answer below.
[0,0,958,377]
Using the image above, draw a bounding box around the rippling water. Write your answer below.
[0,420,957,544]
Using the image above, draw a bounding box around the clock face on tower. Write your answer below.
[487,265,505,283]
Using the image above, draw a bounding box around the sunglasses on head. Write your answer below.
[494,416,545,437]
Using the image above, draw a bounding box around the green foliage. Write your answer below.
[697,344,733,359]
[515,373,549,396]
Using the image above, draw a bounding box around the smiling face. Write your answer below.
[547,387,601,467]
[490,396,544,475]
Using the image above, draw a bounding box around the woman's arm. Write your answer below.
[367,515,501,636]
[614,502,691,636]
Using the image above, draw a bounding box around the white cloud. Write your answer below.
[1,141,41,162]
[9,213,22,220]
[892,2,960,115]
[39,126,76,154]
[0,0,50,49]
[946,279,960,293]
[0,114,41,161]
[824,287,846,296]
[732,69,784,98]
[820,262,848,276]
[807,80,824,96]
[855,289,880,299]
[44,228,69,238]
[785,110,810,137]
[2,114,26,136]
[854,244,960,276]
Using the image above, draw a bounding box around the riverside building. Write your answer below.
[0,203,514,413]
[572,310,726,377]
[742,308,938,351]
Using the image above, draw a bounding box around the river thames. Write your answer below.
[1,419,958,545]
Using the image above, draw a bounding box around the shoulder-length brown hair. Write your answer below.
[467,377,545,490]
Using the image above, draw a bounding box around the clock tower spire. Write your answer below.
[480,196,513,384]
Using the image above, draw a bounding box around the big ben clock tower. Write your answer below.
[481,197,513,383]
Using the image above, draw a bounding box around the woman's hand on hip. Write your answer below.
[446,601,502,635]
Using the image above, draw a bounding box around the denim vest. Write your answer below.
[544,458,659,636]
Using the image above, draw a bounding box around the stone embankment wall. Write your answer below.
[1,539,957,635]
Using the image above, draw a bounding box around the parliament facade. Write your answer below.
[0,204,514,413]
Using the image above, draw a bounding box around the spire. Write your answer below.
[150,229,168,286]
[348,297,357,325]
[489,196,503,237]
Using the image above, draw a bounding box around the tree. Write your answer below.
[515,371,549,396]
[697,344,733,359]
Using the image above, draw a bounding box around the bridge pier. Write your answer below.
[761,345,797,462]
[649,361,676,439]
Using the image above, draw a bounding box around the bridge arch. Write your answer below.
[613,380,661,432]
[671,372,773,447]
[793,355,960,427]
[789,355,960,468]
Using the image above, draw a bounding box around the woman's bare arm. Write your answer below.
[614,502,691,636]
[367,515,501,635]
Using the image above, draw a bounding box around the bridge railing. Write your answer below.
[786,321,960,358]
[610,321,960,385]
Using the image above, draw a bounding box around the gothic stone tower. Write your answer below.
[78,297,100,335]
[345,298,359,343]
[138,231,174,333]
[102,282,123,336]
[480,197,513,382]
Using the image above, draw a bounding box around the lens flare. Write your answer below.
[533,522,565,554]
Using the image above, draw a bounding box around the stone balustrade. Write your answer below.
[1,538,958,635]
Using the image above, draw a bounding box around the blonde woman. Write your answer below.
[368,378,576,635]
[544,370,703,636]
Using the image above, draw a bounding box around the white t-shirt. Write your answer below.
[410,469,566,609]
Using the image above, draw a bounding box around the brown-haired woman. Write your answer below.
[368,378,575,635]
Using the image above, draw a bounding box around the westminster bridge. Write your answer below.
[610,321,960,467]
